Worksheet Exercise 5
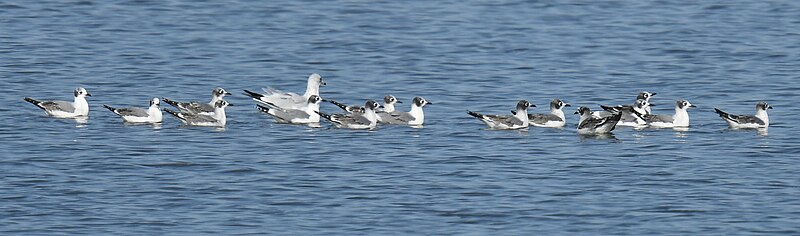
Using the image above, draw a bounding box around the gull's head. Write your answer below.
[213,87,231,98]
[309,73,325,86]
[757,101,772,111]
[308,95,323,104]
[516,100,534,111]
[365,100,381,111]
[74,87,91,98]
[575,106,591,115]
[150,97,160,107]
[551,99,570,110]
[215,100,232,108]
[635,99,650,109]
[413,96,431,107]
[677,100,696,110]
[383,95,400,105]
[637,91,656,101]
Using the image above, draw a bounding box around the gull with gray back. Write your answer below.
[714,102,772,129]
[164,100,232,127]
[24,87,91,118]
[467,100,534,130]
[104,98,163,123]
[255,95,324,124]
[163,87,231,115]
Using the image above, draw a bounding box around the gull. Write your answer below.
[164,100,232,127]
[599,99,650,127]
[576,106,622,134]
[24,87,91,118]
[467,100,534,130]
[714,102,772,129]
[255,95,324,124]
[375,95,401,122]
[636,91,657,114]
[593,91,656,118]
[379,96,431,126]
[316,100,380,130]
[244,73,326,109]
[644,100,696,128]
[514,99,569,128]
[163,87,231,115]
[103,98,163,123]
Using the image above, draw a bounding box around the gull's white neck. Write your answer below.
[383,103,396,113]
[756,109,769,126]
[305,103,321,122]
[673,107,690,127]
[74,96,89,116]
[365,108,378,125]
[304,81,320,97]
[149,105,163,121]
[409,104,425,125]
[214,107,227,125]
[550,107,565,121]
[515,108,529,125]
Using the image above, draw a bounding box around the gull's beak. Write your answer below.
[224,92,232,96]
[565,103,571,107]
[86,93,92,97]
[689,104,697,108]
[768,105,773,109]
[530,104,536,107]
[321,79,327,86]
[651,92,657,96]
[378,105,384,108]
[649,104,656,106]
[396,100,403,103]
[321,99,329,102]
[227,103,235,106]
[426,101,432,105]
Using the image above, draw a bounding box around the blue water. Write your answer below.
[2,0,800,234]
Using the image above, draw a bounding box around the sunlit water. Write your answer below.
[2,0,800,234]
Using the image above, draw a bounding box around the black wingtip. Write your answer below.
[163,108,182,120]
[242,90,264,99]
[103,104,116,112]
[466,110,483,118]
[24,97,46,110]
[314,111,333,121]
[162,98,181,107]
[327,100,350,111]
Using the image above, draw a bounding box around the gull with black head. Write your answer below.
[256,95,324,124]
[467,100,534,130]
[24,87,91,118]
[644,100,696,128]
[576,106,622,134]
[714,102,772,129]
[104,98,163,123]
[379,96,431,126]
[163,87,231,116]
[316,100,381,130]
[164,100,232,127]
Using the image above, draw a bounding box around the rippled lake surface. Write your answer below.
[2,0,800,234]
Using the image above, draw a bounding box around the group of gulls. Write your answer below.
[22,73,430,130]
[466,91,771,134]
[22,74,772,133]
